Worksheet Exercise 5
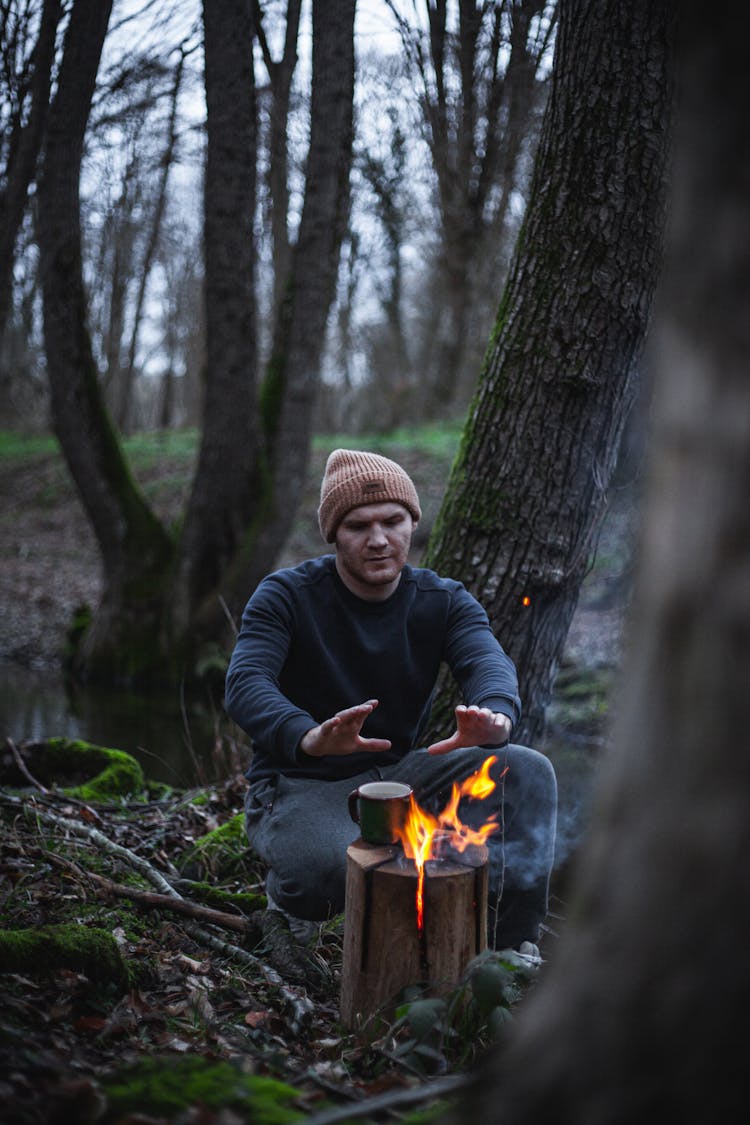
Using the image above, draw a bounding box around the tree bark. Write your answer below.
[440,4,750,1121]
[36,0,174,682]
[200,0,356,633]
[0,0,62,347]
[423,0,675,744]
[170,0,260,642]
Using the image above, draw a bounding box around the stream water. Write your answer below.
[0,660,247,788]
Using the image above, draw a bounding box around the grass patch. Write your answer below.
[122,428,200,469]
[2,422,463,472]
[0,431,60,459]
[313,419,463,460]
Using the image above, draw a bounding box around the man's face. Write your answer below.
[334,502,415,600]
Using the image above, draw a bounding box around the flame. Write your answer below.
[395,755,505,931]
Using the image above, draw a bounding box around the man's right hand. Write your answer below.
[299,699,392,758]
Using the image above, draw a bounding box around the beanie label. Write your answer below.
[363,479,385,492]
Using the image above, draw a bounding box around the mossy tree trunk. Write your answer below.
[36,0,175,684]
[423,0,675,744]
[35,0,356,687]
[441,3,750,1119]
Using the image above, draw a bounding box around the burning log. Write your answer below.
[340,758,502,1028]
[340,839,489,1028]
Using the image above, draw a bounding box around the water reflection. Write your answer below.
[0,661,250,787]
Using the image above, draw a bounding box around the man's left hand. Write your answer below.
[426,705,512,756]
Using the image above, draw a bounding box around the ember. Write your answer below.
[395,755,505,931]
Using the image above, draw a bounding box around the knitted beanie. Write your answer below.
[318,449,422,542]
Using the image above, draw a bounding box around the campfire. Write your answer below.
[341,757,505,1028]
[394,755,502,932]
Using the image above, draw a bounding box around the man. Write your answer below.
[225,449,557,953]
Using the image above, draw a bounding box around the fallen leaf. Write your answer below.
[244,1010,269,1028]
[72,1015,107,1035]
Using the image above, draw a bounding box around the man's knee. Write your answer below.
[266,858,346,921]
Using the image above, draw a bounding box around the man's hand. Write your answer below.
[426,705,512,756]
[299,699,392,758]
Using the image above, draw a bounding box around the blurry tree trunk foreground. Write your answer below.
[36,0,355,686]
[440,3,750,1121]
[424,0,675,744]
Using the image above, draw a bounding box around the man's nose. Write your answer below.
[366,523,388,545]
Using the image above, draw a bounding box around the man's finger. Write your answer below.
[426,735,459,756]
[359,737,392,752]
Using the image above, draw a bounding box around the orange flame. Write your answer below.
[395,756,505,931]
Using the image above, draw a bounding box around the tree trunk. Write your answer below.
[200,0,356,634]
[255,0,303,325]
[170,0,260,643]
[36,0,174,683]
[0,0,62,348]
[440,4,750,1120]
[423,0,675,744]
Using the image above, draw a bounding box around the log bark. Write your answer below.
[340,840,488,1028]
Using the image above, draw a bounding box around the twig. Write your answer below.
[5,738,49,793]
[44,850,263,940]
[179,920,315,1031]
[302,1073,470,1125]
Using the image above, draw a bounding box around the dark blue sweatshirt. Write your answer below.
[225,556,521,782]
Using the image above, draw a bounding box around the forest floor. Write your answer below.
[0,430,636,1124]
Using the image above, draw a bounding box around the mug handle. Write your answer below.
[347,787,360,824]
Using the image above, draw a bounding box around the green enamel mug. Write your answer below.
[347,780,413,845]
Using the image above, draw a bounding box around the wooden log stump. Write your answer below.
[340,839,488,1029]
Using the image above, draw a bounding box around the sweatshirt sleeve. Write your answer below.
[443,583,522,731]
[224,574,317,768]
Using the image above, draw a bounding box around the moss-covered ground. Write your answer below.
[0,745,544,1125]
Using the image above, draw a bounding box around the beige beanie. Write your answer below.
[318,449,421,542]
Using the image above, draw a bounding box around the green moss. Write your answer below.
[0,924,130,989]
[102,1056,304,1121]
[178,879,266,914]
[180,813,248,877]
[38,738,146,800]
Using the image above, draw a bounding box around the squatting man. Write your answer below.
[225,450,557,955]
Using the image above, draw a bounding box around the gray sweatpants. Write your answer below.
[244,744,557,949]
